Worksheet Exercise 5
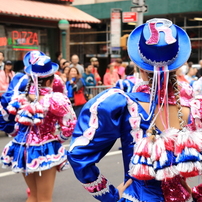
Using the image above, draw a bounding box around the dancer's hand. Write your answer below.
[117,179,133,199]
[180,178,192,194]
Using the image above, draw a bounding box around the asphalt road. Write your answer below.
[0,133,202,202]
[0,134,124,202]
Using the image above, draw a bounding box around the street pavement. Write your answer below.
[0,134,202,202]
[0,135,123,202]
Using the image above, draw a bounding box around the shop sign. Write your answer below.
[122,12,138,23]
[0,37,7,46]
[12,31,38,46]
[0,30,39,47]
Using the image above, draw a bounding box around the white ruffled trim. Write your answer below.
[1,142,68,173]
[82,174,110,196]
[82,174,104,187]
[2,156,68,174]
[89,187,110,197]
[132,81,149,93]
[138,46,179,68]
[70,88,139,151]
[122,193,141,202]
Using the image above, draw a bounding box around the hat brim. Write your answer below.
[24,62,58,78]
[127,24,191,72]
[23,51,46,68]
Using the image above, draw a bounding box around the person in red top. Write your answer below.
[114,58,125,79]
[103,63,119,86]
[0,60,15,96]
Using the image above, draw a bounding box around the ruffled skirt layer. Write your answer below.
[1,140,68,173]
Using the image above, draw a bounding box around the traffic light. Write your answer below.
[120,34,129,48]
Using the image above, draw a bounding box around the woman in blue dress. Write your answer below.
[66,67,87,117]
[67,18,202,202]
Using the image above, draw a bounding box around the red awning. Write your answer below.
[0,0,101,24]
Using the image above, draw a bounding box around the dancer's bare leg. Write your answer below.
[35,167,57,202]
[23,173,37,202]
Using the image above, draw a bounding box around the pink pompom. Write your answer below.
[134,137,153,158]
[130,164,155,180]
[18,116,33,126]
[35,102,44,113]
[7,105,17,115]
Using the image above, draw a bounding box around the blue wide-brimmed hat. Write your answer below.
[24,51,58,78]
[127,18,191,72]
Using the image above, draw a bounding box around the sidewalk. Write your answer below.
[0,131,6,137]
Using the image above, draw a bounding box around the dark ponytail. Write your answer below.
[25,74,54,97]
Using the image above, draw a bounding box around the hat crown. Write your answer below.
[23,50,46,67]
[127,18,191,72]
[139,19,179,68]
[29,51,48,65]
[144,19,177,45]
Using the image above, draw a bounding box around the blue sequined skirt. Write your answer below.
[1,140,68,173]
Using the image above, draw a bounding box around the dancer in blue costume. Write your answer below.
[1,52,76,202]
[0,51,66,135]
[68,18,202,202]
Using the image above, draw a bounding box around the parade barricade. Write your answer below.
[0,85,113,100]
[86,85,112,100]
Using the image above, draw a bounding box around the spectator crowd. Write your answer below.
[1,50,202,118]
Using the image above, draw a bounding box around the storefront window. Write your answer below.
[183,19,202,64]
[0,25,49,72]
[186,27,202,64]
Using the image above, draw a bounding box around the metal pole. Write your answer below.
[137,0,144,27]
[66,28,70,61]
[61,30,66,59]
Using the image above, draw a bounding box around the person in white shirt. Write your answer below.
[70,54,84,75]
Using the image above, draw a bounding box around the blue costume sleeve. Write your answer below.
[0,73,28,134]
[68,89,128,202]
